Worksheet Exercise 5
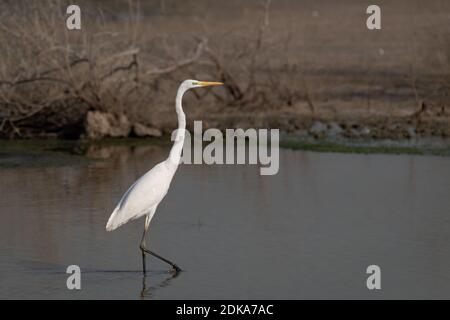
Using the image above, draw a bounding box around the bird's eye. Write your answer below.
[192,82,198,86]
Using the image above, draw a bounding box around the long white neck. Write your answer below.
[168,87,186,166]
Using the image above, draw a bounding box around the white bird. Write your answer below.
[106,80,223,274]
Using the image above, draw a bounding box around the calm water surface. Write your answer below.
[1,144,450,299]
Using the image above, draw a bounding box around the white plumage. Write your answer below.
[105,79,223,273]
[106,161,174,231]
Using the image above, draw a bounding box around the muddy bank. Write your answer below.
[203,110,450,140]
[1,132,449,171]
[1,1,449,143]
[1,104,449,141]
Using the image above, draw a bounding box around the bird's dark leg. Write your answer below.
[142,251,146,275]
[141,246,182,273]
[140,219,181,274]
[140,228,148,275]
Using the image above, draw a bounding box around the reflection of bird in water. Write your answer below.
[140,271,180,299]
[106,80,223,275]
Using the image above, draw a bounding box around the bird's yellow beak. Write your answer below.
[198,81,224,87]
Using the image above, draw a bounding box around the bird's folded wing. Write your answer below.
[106,162,171,231]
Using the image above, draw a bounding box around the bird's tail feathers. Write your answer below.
[106,205,149,231]
[106,206,122,231]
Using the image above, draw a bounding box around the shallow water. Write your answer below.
[1,143,450,299]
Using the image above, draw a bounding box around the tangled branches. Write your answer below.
[0,0,309,138]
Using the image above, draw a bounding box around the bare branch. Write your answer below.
[143,39,207,76]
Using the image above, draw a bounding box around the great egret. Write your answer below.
[106,80,223,274]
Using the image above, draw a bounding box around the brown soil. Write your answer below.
[0,0,449,139]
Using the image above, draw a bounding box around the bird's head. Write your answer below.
[183,79,223,90]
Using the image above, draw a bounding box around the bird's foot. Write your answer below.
[171,264,182,274]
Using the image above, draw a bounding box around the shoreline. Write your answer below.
[1,135,449,169]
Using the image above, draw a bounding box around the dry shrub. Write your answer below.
[0,0,311,138]
[0,0,214,137]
